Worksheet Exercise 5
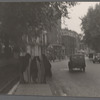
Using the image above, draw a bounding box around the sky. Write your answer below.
[61,2,100,34]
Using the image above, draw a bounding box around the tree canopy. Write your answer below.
[0,2,76,51]
[81,3,100,52]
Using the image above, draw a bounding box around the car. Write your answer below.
[68,54,86,72]
[93,53,100,63]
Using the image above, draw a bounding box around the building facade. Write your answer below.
[61,29,79,56]
[21,30,47,57]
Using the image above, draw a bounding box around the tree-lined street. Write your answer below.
[0,2,100,97]
[48,57,100,97]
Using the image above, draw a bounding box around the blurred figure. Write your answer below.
[20,53,31,83]
[42,54,52,78]
[38,56,46,84]
[30,57,38,83]
[30,56,46,84]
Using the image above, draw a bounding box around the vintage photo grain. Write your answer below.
[0,2,100,97]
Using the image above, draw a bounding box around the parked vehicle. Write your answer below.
[93,53,100,63]
[68,54,86,72]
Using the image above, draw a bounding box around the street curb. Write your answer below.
[14,84,53,96]
[8,82,53,96]
[8,81,20,95]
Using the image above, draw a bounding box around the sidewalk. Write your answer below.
[8,82,53,96]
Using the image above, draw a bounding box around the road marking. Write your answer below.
[58,88,68,96]
[59,90,67,96]
[62,93,67,96]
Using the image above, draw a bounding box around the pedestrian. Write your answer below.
[30,57,38,83]
[36,56,43,83]
[42,54,52,79]
[19,53,31,83]
[39,55,46,83]
[19,56,25,83]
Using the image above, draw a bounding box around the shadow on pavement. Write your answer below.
[68,70,85,74]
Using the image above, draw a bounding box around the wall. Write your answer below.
[61,29,79,56]
[26,36,42,58]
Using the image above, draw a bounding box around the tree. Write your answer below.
[81,3,100,52]
[0,2,76,55]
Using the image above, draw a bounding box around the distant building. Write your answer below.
[61,29,79,56]
[46,21,80,56]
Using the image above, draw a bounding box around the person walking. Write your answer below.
[36,56,43,84]
[19,53,31,83]
[39,55,46,83]
[42,54,52,78]
[30,55,46,84]
[30,57,38,83]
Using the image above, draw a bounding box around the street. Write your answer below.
[48,57,100,97]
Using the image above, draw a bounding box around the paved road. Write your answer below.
[48,58,100,97]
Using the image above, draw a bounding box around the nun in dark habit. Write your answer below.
[20,53,31,83]
[30,56,38,83]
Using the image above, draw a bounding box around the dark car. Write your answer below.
[93,53,100,63]
[68,54,86,72]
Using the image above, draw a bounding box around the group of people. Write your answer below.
[19,53,52,84]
